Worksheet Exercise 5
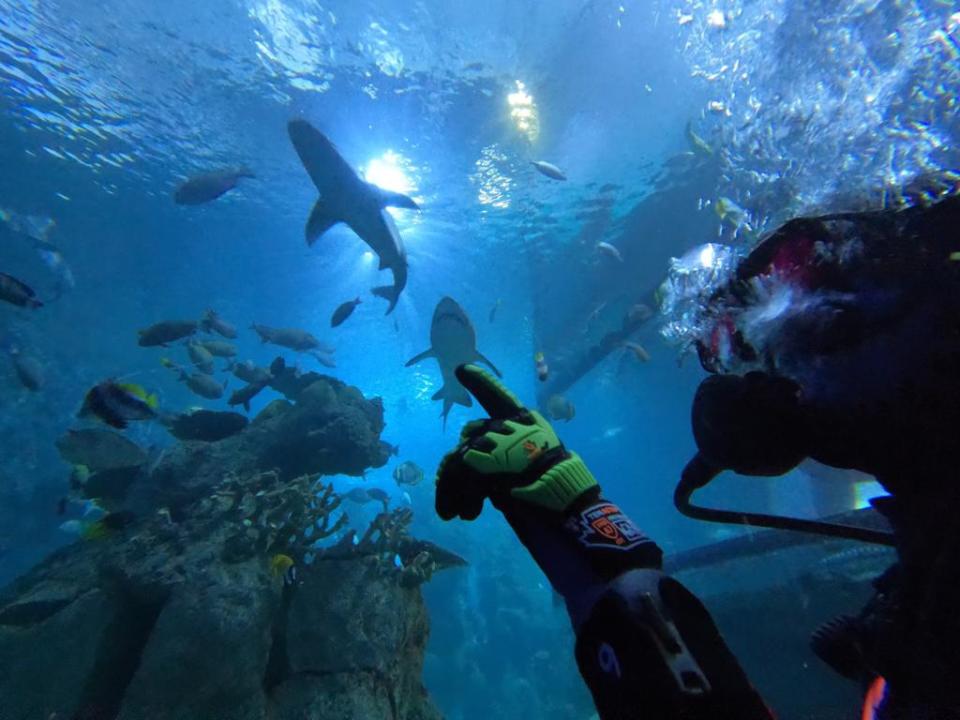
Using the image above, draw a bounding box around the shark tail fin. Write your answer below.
[432,382,473,408]
[436,386,474,430]
[372,284,401,314]
[405,347,435,367]
[306,199,342,246]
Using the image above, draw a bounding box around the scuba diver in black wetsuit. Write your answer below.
[434,196,960,720]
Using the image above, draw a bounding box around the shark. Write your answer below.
[287,119,418,314]
[406,297,501,427]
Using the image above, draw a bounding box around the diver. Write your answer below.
[433,194,960,720]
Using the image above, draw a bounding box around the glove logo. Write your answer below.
[522,439,547,461]
[573,503,647,551]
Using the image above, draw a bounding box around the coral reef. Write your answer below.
[0,375,460,720]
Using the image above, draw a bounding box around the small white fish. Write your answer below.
[59,519,82,534]
[597,242,624,263]
[531,160,567,181]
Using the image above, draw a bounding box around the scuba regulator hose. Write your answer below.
[677,373,895,546]
[675,454,895,546]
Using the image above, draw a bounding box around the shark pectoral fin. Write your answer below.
[372,185,419,211]
[405,348,435,367]
[431,387,444,401]
[474,351,502,378]
[305,199,341,246]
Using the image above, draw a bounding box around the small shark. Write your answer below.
[288,120,418,314]
[406,297,501,427]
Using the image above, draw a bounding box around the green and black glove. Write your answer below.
[435,364,599,521]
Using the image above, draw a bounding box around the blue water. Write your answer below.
[0,1,957,718]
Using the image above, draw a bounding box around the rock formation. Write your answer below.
[0,375,464,720]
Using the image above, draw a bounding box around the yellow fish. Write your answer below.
[270,553,297,585]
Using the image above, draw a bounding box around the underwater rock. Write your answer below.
[0,464,456,719]
[125,373,388,516]
[286,557,423,673]
[0,589,121,719]
[115,566,277,720]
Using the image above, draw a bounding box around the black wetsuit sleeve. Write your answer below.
[496,489,775,720]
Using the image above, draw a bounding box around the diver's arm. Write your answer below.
[497,493,775,720]
[436,366,774,720]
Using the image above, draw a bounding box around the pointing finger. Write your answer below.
[455,364,525,420]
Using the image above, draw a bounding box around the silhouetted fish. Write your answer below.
[288,120,418,314]
[405,297,500,427]
[174,167,254,205]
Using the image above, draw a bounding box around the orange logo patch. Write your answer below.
[523,440,544,460]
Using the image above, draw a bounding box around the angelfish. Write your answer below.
[79,381,159,430]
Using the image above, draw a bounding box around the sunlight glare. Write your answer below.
[364,150,414,194]
[507,80,539,142]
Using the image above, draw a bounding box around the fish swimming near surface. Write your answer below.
[4,343,43,390]
[196,339,237,358]
[164,409,248,442]
[251,323,324,352]
[331,298,361,327]
[55,428,148,471]
[173,167,255,205]
[0,272,42,308]
[138,320,198,347]
[531,160,567,181]
[79,381,159,430]
[200,309,238,339]
[287,120,418,314]
[405,296,501,427]
[392,460,424,487]
[597,242,624,263]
